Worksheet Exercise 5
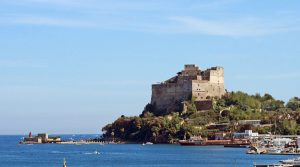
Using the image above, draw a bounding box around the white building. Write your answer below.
[238,120,261,126]
[234,130,258,139]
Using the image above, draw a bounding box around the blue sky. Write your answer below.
[1,0,300,134]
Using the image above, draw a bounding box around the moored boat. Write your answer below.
[142,142,154,145]
[280,157,300,165]
[179,136,204,146]
[224,144,249,148]
[179,136,250,146]
[179,139,204,146]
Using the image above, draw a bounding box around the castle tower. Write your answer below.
[150,64,225,114]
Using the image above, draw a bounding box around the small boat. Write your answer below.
[63,158,67,167]
[247,146,267,154]
[280,157,300,165]
[93,150,100,155]
[142,142,153,145]
[224,144,249,148]
[179,136,204,146]
[253,164,287,167]
[267,147,283,154]
[179,140,204,146]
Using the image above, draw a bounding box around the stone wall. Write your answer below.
[151,81,192,112]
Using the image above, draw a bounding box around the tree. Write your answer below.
[275,120,298,135]
[262,100,284,111]
[262,93,274,101]
[286,97,300,111]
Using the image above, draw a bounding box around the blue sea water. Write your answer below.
[0,135,296,167]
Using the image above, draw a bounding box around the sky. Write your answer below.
[1,0,300,134]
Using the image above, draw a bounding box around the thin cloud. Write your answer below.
[0,60,46,68]
[168,16,300,37]
[12,15,96,28]
[3,14,300,37]
[235,72,300,80]
[2,1,300,37]
[5,0,86,8]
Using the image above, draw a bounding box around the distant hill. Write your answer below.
[101,91,300,143]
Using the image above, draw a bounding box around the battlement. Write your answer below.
[150,64,226,114]
[161,65,223,84]
[184,64,200,71]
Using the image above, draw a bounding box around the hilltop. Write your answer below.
[101,65,300,143]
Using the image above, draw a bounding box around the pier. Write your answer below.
[253,164,300,167]
[254,165,300,167]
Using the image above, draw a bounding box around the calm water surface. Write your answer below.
[0,135,295,167]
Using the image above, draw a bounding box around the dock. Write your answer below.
[254,165,300,167]
[58,141,105,145]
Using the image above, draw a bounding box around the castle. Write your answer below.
[150,64,226,113]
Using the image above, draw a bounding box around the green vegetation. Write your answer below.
[286,97,300,111]
[102,92,300,143]
[102,112,192,143]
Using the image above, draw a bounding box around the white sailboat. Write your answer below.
[63,158,67,167]
[93,150,100,154]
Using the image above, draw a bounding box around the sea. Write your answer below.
[0,135,296,167]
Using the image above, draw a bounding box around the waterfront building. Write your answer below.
[22,132,61,144]
[234,130,259,139]
[214,132,228,140]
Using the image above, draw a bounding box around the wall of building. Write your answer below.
[191,80,210,100]
[192,81,225,100]
[151,81,192,111]
[192,67,225,100]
